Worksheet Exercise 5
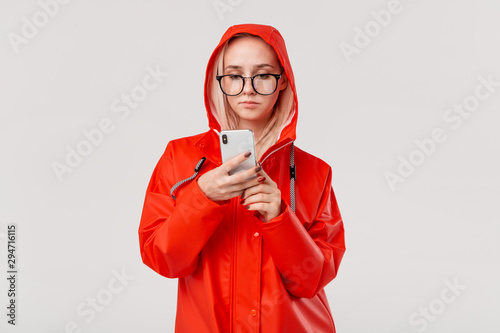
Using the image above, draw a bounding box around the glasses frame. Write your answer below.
[216,68,285,96]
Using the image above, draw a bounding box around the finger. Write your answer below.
[256,163,266,176]
[244,201,268,212]
[230,174,266,194]
[240,184,274,201]
[228,189,246,200]
[220,170,260,198]
[243,192,267,205]
[221,151,254,173]
[229,164,262,184]
[253,166,277,187]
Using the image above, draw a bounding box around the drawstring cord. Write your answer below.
[170,157,206,200]
[289,141,295,212]
[170,143,296,213]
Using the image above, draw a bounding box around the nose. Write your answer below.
[241,77,256,95]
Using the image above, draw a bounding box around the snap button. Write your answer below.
[253,232,259,237]
[250,309,257,317]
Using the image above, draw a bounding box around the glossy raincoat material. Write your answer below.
[138,24,346,332]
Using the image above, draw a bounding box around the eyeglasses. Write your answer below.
[216,69,285,96]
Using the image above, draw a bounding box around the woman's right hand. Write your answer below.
[197,152,263,203]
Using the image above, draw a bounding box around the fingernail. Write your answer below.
[245,205,250,209]
[255,166,262,172]
[258,177,266,183]
[240,199,245,204]
[240,192,245,199]
[244,151,251,157]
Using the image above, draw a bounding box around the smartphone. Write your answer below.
[219,129,257,175]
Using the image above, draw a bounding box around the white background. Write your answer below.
[1,0,499,332]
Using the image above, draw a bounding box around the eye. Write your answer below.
[255,74,271,80]
[227,74,241,80]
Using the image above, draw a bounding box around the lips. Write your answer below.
[240,100,259,108]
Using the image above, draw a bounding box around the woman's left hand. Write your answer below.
[240,165,283,222]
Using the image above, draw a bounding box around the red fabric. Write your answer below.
[138,23,345,332]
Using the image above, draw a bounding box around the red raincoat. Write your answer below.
[139,24,345,332]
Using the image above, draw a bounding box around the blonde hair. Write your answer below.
[208,33,295,160]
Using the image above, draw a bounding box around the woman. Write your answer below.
[138,23,346,332]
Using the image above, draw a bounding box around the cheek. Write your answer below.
[265,94,280,108]
[226,96,238,109]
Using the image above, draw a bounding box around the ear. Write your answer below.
[279,72,288,91]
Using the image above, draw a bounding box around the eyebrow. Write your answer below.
[224,64,275,71]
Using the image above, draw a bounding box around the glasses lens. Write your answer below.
[220,75,243,96]
[253,74,277,95]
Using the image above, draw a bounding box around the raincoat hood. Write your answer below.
[204,23,298,143]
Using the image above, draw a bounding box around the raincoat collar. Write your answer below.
[194,128,293,166]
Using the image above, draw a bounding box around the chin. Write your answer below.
[237,110,266,120]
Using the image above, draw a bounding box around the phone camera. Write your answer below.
[222,134,228,144]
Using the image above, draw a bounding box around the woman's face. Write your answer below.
[222,36,287,130]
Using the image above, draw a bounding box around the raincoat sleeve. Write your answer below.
[258,166,345,299]
[138,142,229,278]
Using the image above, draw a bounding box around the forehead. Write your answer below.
[223,36,280,68]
